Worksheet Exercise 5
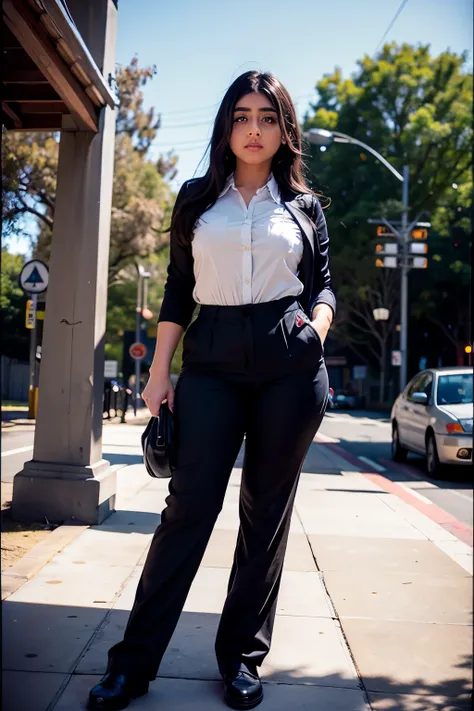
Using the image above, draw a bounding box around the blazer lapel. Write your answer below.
[281,196,315,256]
[281,192,317,318]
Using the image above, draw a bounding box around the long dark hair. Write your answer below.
[170,71,317,245]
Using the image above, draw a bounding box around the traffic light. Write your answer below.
[412,228,428,240]
[465,345,472,354]
[376,225,394,237]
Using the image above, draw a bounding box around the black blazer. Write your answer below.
[157,178,336,331]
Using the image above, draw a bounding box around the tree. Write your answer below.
[2,57,183,368]
[2,57,178,283]
[303,43,472,382]
[1,250,29,360]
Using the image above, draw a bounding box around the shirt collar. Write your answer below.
[218,172,281,204]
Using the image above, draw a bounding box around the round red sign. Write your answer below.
[129,342,147,360]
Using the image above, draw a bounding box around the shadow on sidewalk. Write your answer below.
[1,597,472,710]
[91,510,162,534]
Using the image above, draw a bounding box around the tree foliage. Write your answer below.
[303,43,472,374]
[2,57,178,284]
[1,250,29,360]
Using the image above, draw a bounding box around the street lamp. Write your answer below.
[135,265,150,415]
[304,128,410,392]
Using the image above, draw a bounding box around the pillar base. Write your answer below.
[12,459,116,525]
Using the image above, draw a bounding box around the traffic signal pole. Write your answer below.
[28,293,38,419]
[400,165,409,392]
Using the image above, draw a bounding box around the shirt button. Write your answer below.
[244,279,249,284]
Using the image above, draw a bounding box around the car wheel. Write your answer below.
[392,423,408,462]
[426,432,443,478]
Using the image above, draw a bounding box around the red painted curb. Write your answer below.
[314,437,473,548]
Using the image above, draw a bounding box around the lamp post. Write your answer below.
[303,128,409,392]
[135,265,150,415]
[373,307,390,403]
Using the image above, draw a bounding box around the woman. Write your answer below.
[89,70,336,711]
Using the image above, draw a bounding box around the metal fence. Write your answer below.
[1,356,29,402]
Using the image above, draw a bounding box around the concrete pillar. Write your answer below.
[12,0,118,525]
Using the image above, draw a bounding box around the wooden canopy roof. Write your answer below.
[2,0,116,132]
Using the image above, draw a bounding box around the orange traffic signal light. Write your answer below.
[465,345,472,354]
[412,228,428,240]
[376,225,394,237]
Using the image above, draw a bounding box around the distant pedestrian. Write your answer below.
[89,70,336,710]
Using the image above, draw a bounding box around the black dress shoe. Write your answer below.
[223,667,263,709]
[88,672,149,711]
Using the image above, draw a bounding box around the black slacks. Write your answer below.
[107,295,329,680]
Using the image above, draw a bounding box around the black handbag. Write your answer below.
[141,401,176,478]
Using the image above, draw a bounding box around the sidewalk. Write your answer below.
[2,422,472,711]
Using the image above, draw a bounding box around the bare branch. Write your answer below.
[18,197,53,229]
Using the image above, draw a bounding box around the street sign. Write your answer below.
[25,299,36,329]
[20,259,49,294]
[129,342,147,360]
[104,360,118,378]
[375,243,398,255]
[376,256,398,268]
[409,242,428,254]
[391,350,402,366]
[411,256,428,269]
[353,365,367,380]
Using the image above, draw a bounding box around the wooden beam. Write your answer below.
[2,84,60,101]
[19,100,67,113]
[2,69,48,83]
[2,101,23,129]
[3,0,99,131]
[7,114,63,131]
[40,0,116,109]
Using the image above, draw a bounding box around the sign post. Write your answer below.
[129,342,147,416]
[20,260,49,419]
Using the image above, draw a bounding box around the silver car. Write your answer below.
[391,367,473,476]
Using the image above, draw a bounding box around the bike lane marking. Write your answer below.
[314,438,473,548]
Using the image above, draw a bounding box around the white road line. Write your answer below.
[358,456,386,472]
[315,432,339,443]
[1,445,34,457]
[397,482,434,505]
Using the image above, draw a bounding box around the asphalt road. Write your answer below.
[320,409,473,528]
[2,411,473,528]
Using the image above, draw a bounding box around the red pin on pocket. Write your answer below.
[295,313,305,328]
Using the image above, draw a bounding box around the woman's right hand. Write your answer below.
[142,372,175,415]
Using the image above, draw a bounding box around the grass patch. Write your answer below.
[1,503,58,572]
[2,401,28,411]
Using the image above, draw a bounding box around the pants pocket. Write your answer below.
[280,309,323,363]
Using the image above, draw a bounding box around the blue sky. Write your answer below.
[9,0,473,256]
[115,0,472,188]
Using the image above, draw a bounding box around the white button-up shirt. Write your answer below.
[191,172,304,306]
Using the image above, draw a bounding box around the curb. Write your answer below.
[1,521,88,601]
[1,462,152,601]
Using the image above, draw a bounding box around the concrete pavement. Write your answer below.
[2,422,472,711]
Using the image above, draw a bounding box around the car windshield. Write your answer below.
[436,373,473,406]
